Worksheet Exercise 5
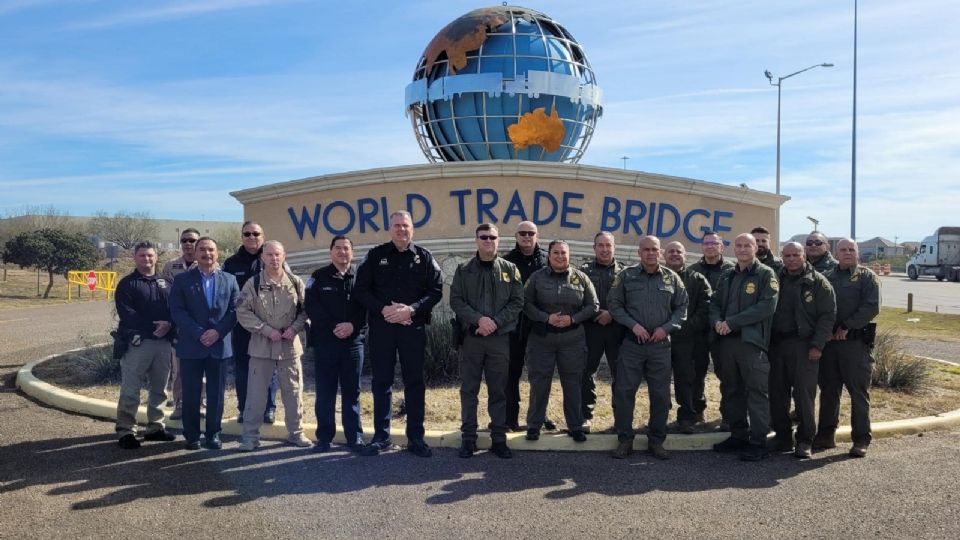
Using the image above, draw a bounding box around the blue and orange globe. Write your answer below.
[405,6,602,163]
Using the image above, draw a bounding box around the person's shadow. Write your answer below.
[0,433,844,510]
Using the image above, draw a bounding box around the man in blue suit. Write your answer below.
[170,237,240,450]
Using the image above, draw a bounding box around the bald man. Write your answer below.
[709,233,779,461]
[815,239,880,458]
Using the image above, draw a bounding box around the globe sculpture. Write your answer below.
[405,5,602,163]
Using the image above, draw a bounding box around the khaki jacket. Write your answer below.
[237,270,308,360]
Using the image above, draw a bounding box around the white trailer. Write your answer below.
[906,226,960,281]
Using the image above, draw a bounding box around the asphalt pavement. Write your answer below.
[2,302,960,539]
[879,273,960,314]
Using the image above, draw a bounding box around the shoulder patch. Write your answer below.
[612,274,622,288]
[769,277,779,292]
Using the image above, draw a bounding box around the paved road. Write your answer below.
[880,274,960,314]
[2,303,960,539]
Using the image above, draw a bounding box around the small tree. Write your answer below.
[3,228,100,298]
[88,210,159,250]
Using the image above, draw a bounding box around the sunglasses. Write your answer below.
[516,231,536,237]
[806,240,824,247]
[180,238,198,244]
[243,231,262,238]
[477,235,498,241]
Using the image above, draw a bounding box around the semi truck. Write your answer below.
[906,226,960,281]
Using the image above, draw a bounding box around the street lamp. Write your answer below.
[764,63,834,195]
[620,156,629,170]
[807,216,820,231]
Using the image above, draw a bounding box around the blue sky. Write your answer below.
[1,0,957,242]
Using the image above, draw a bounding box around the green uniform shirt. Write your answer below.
[709,259,779,351]
[580,258,625,311]
[690,255,735,293]
[449,255,525,335]
[809,253,839,274]
[826,264,880,331]
[672,266,712,341]
[608,264,688,335]
[523,266,599,326]
[759,251,784,274]
[774,262,837,350]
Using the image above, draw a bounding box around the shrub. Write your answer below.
[871,330,930,393]
[65,344,121,385]
[424,305,460,385]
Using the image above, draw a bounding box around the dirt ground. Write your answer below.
[34,349,960,434]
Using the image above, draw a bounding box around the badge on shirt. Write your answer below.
[502,272,511,282]
[379,258,389,266]
[804,291,814,303]
[745,282,756,294]
[570,274,581,286]
[414,254,421,265]
[157,279,167,289]
[850,272,860,283]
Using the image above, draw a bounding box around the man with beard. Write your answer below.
[752,226,783,273]
[805,231,838,273]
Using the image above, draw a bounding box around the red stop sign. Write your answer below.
[87,271,97,291]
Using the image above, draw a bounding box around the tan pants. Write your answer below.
[116,339,172,437]
[242,355,304,443]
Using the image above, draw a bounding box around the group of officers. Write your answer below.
[113,214,879,463]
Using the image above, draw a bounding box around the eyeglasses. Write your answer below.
[180,238,198,244]
[806,240,824,247]
[477,235,498,241]
[516,231,536,237]
[243,231,262,238]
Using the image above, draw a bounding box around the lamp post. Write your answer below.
[851,0,859,239]
[620,156,629,170]
[764,63,834,195]
[807,216,820,232]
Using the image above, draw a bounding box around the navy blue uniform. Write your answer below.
[222,246,277,418]
[115,270,174,338]
[305,263,366,447]
[354,241,443,443]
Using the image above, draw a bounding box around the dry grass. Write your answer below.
[34,349,960,433]
[876,307,960,342]
[0,259,140,308]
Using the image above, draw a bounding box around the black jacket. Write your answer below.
[354,241,443,325]
[305,263,365,344]
[115,270,173,339]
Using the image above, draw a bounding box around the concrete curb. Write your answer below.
[16,348,960,452]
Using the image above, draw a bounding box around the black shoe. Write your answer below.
[714,422,730,432]
[648,442,671,460]
[543,418,557,431]
[263,410,276,425]
[677,419,696,435]
[740,444,770,462]
[812,434,837,452]
[506,422,523,433]
[568,431,587,443]
[489,442,513,459]
[408,438,433,458]
[582,419,592,434]
[612,440,633,459]
[204,435,222,450]
[237,414,244,424]
[694,412,706,424]
[769,435,794,453]
[143,429,176,442]
[118,434,141,449]
[359,439,392,456]
[525,429,540,441]
[458,440,477,458]
[713,436,751,453]
[184,440,201,451]
[312,441,331,453]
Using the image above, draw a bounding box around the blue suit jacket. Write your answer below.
[169,267,240,360]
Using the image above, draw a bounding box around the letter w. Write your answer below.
[288,205,321,239]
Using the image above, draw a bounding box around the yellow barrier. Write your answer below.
[67,271,118,300]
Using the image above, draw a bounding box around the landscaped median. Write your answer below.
[17,342,960,453]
